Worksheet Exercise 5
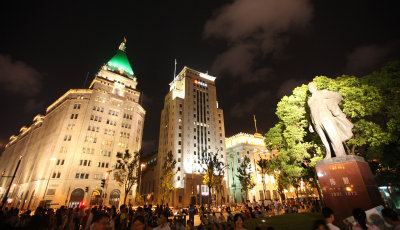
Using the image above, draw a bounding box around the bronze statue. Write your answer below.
[308,83,353,159]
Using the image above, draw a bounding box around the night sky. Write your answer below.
[1,0,399,154]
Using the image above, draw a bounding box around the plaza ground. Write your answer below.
[177,212,323,229]
[243,213,323,230]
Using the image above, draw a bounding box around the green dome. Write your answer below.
[106,42,135,78]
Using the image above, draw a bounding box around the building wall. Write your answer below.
[139,154,157,204]
[226,133,279,203]
[155,67,227,207]
[0,66,145,210]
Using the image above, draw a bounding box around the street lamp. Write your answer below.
[42,158,57,200]
[137,164,145,201]
[101,169,113,206]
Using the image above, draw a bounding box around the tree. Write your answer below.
[201,150,225,208]
[212,174,225,206]
[264,84,323,200]
[236,156,255,202]
[256,158,268,201]
[264,61,400,191]
[159,151,177,205]
[114,149,140,205]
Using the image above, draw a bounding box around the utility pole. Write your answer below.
[0,156,23,209]
[137,164,145,204]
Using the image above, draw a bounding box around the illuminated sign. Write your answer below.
[194,79,208,87]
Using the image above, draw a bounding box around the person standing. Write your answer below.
[352,208,380,230]
[381,208,400,230]
[233,214,246,230]
[218,212,225,223]
[154,213,170,230]
[92,213,110,230]
[322,207,340,230]
[188,204,195,226]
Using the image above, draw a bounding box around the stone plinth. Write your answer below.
[316,155,383,223]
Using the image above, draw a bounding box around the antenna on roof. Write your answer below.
[253,114,258,134]
[173,59,177,80]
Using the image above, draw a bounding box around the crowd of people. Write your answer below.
[0,203,251,230]
[312,207,400,230]
[0,202,399,230]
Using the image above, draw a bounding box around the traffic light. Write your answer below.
[101,179,106,188]
[85,187,89,193]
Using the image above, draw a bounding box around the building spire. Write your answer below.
[118,37,127,52]
[105,38,134,78]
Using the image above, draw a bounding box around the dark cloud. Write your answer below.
[0,54,42,96]
[229,90,271,118]
[24,98,45,113]
[142,93,154,107]
[345,42,400,76]
[277,78,308,98]
[204,0,313,81]
[141,139,157,154]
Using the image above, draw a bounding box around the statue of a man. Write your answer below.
[308,83,354,159]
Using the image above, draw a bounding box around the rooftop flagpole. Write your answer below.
[253,115,258,133]
[173,59,177,80]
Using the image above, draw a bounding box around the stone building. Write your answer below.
[0,41,145,209]
[138,153,157,204]
[155,67,228,207]
[226,132,279,203]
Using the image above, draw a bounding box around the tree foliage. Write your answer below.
[265,61,400,188]
[236,156,255,202]
[256,158,269,200]
[264,84,322,198]
[159,151,177,205]
[202,151,225,207]
[114,149,140,204]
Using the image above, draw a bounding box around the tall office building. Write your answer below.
[0,41,145,209]
[155,67,227,207]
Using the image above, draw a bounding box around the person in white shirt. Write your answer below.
[322,207,340,230]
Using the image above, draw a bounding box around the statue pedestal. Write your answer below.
[316,155,383,223]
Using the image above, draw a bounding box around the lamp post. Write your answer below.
[231,161,237,204]
[42,158,57,200]
[102,169,113,206]
[137,164,145,202]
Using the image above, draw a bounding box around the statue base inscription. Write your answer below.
[316,155,383,223]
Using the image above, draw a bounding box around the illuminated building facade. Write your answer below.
[0,41,145,209]
[226,132,279,203]
[155,67,227,207]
